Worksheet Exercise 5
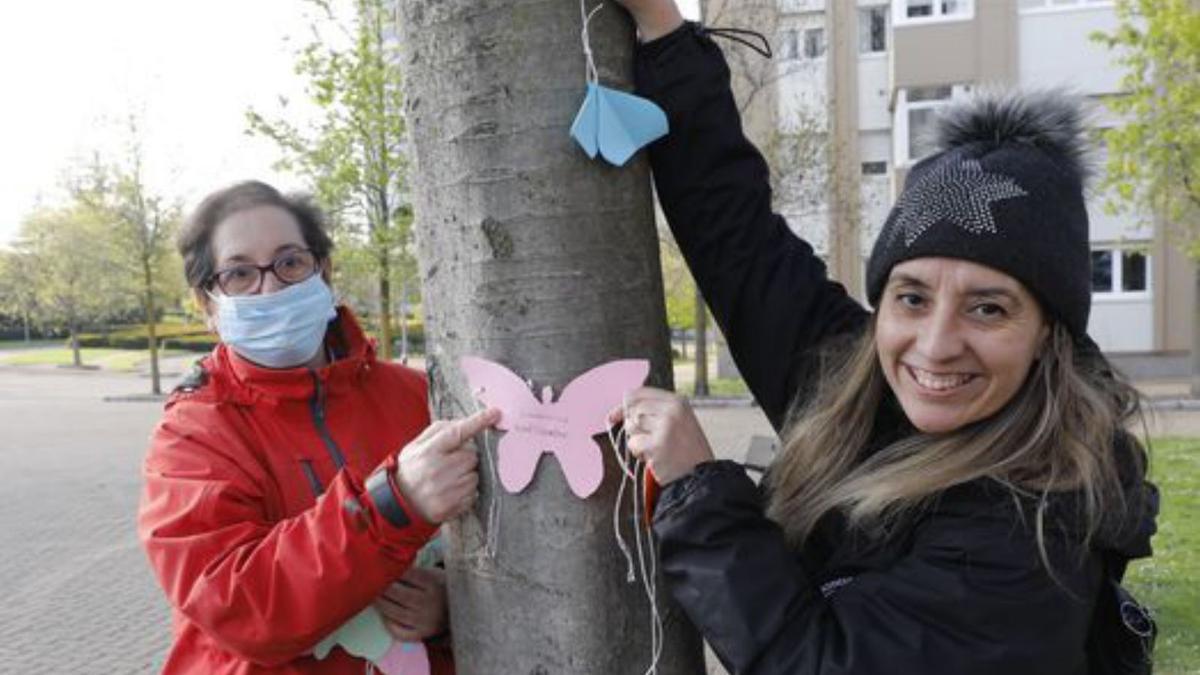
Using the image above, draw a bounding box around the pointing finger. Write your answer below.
[431,408,500,454]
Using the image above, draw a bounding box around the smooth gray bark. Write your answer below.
[1193,266,1200,398]
[397,2,704,673]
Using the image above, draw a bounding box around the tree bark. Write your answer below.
[693,289,709,397]
[379,250,394,361]
[69,320,81,368]
[1192,265,1200,399]
[143,259,161,395]
[399,275,409,362]
[397,2,704,673]
[825,0,863,300]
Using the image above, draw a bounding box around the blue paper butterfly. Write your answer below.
[570,82,669,167]
[569,1,669,166]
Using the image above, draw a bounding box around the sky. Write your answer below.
[0,0,700,249]
[0,1,324,248]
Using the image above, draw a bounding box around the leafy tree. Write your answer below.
[248,0,412,360]
[15,204,126,366]
[1093,0,1200,394]
[0,249,40,342]
[73,136,184,395]
[660,233,697,334]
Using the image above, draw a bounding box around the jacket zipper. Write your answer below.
[299,459,325,496]
[309,372,348,471]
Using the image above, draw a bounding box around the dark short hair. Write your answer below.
[179,180,334,290]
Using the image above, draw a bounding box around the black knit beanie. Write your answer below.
[866,89,1093,337]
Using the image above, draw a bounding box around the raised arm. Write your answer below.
[631,19,868,428]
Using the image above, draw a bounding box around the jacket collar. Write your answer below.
[215,305,378,403]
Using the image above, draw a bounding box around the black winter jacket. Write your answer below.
[634,23,1157,675]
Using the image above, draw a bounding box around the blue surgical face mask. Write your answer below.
[208,274,338,369]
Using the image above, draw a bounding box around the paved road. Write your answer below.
[1,361,1193,673]
[0,366,180,673]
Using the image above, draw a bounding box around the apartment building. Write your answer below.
[765,0,1192,366]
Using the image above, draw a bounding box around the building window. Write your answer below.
[862,161,888,175]
[804,27,826,59]
[1091,250,1113,292]
[908,86,954,102]
[859,6,889,54]
[780,29,800,60]
[780,27,824,60]
[894,0,974,24]
[1122,251,1148,291]
[895,86,961,165]
[1091,247,1150,297]
[1019,0,1114,11]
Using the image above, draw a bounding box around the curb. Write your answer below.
[687,396,757,409]
[1146,398,1200,411]
[103,393,169,403]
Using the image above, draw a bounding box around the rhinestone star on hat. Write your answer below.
[888,159,1028,248]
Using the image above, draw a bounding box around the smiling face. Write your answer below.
[875,257,1050,434]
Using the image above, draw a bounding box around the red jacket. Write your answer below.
[138,307,452,674]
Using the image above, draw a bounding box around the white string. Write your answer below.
[606,423,638,582]
[606,408,665,675]
[469,386,502,559]
[579,0,603,85]
[632,458,664,675]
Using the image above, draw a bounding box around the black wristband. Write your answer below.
[366,468,411,529]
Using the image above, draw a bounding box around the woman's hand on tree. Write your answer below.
[613,0,685,42]
[608,387,715,485]
[374,567,449,642]
[395,408,499,524]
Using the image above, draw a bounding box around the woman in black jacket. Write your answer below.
[608,2,1158,674]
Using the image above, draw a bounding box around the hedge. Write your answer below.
[74,324,217,353]
[74,319,425,355]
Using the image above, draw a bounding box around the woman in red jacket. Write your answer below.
[138,180,495,674]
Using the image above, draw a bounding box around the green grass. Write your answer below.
[707,377,750,397]
[672,355,753,398]
[1126,437,1200,674]
[0,347,186,372]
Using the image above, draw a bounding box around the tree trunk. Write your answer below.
[69,321,82,368]
[399,275,409,363]
[378,251,394,361]
[144,261,161,395]
[824,0,863,301]
[22,308,30,344]
[1192,265,1200,399]
[693,288,709,397]
[397,3,704,673]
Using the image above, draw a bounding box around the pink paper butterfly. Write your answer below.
[375,640,430,675]
[312,608,429,675]
[460,356,650,498]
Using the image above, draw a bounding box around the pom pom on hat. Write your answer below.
[934,87,1094,188]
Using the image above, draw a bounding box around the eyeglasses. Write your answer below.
[207,248,319,296]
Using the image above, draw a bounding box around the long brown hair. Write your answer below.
[766,320,1143,558]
